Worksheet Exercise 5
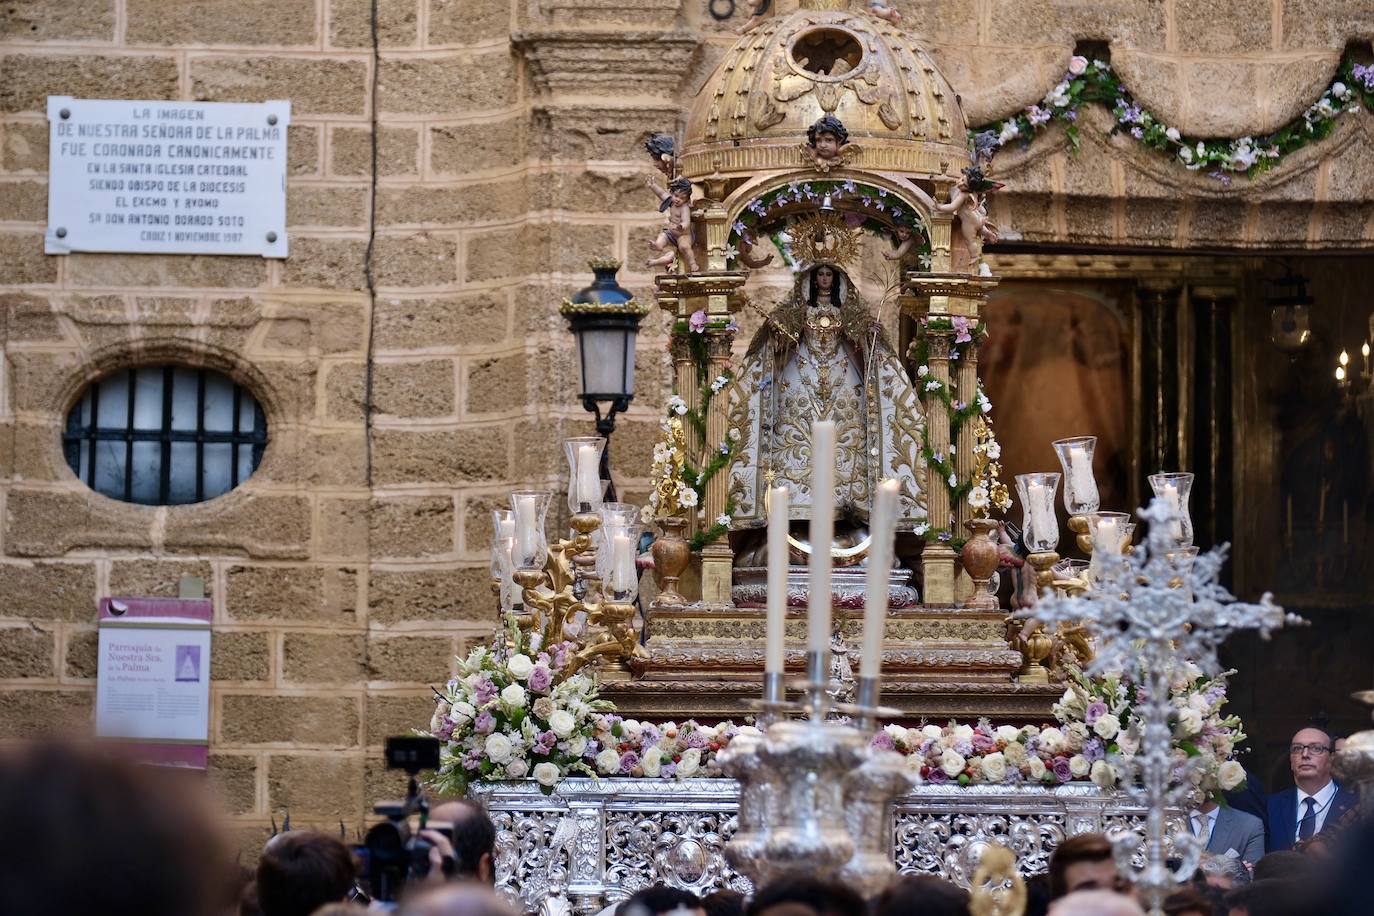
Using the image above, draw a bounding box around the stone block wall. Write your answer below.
[2,0,1373,856]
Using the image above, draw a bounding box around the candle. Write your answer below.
[609,533,635,594]
[860,479,899,680]
[514,494,539,566]
[1067,446,1098,509]
[576,444,600,508]
[1027,482,1054,546]
[766,485,790,675]
[496,514,516,541]
[808,420,836,656]
[1160,482,1184,541]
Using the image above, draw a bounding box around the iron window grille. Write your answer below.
[63,365,267,505]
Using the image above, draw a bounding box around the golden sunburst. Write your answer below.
[787,211,862,270]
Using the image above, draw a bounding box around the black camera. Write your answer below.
[362,736,444,903]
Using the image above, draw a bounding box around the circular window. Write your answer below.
[63,365,267,505]
[791,28,864,78]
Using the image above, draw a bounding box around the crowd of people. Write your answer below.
[0,724,1367,916]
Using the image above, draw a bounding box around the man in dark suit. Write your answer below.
[1265,725,1360,852]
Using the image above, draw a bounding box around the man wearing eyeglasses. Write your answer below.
[1264,726,1359,852]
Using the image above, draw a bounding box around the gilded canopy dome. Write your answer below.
[680,1,971,182]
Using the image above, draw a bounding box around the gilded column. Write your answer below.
[700,327,737,605]
[667,330,700,541]
[953,335,979,537]
[921,327,956,605]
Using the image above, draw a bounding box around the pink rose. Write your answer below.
[1068,56,1088,76]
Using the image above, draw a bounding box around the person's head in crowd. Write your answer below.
[256,831,356,916]
[747,876,866,916]
[1022,873,1053,916]
[1288,726,1334,793]
[1223,878,1324,916]
[312,906,367,915]
[0,741,230,916]
[753,905,818,916]
[1198,852,1250,890]
[619,885,705,916]
[1333,735,1346,753]
[702,889,746,916]
[1250,850,1311,882]
[430,799,499,885]
[399,884,519,916]
[1048,833,1121,899]
[1161,886,1214,916]
[1047,890,1144,916]
[872,874,970,916]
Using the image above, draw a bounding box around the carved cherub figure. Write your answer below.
[735,0,773,34]
[938,165,1003,243]
[801,115,857,172]
[644,133,676,179]
[881,223,919,262]
[646,177,699,273]
[866,1,902,23]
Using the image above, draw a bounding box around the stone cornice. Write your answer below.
[513,29,701,97]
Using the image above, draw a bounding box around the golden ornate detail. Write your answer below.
[787,211,862,269]
[969,844,1027,916]
[559,297,650,316]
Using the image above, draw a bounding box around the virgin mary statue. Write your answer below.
[725,263,927,550]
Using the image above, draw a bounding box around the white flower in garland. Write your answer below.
[967,486,990,511]
[667,394,688,416]
[914,522,930,536]
[947,472,958,488]
[679,486,699,508]
[715,514,731,527]
[709,375,730,394]
[985,441,1002,461]
[1165,127,1180,142]
[916,364,929,378]
[924,379,942,392]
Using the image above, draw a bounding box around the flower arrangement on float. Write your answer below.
[426,620,1247,801]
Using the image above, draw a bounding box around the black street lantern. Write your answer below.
[560,258,649,501]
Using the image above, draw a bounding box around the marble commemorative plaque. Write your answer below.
[45,96,290,258]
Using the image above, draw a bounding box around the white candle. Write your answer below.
[1067,446,1098,509]
[860,479,900,680]
[766,486,790,675]
[514,494,539,566]
[609,533,635,594]
[497,515,516,541]
[808,421,836,656]
[1027,482,1055,546]
[576,444,600,507]
[1161,483,1184,541]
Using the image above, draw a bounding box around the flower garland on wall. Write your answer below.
[644,311,740,551]
[425,619,1247,806]
[977,54,1374,181]
[907,316,1012,545]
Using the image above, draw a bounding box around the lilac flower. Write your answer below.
[1052,756,1073,781]
[551,644,569,670]
[474,676,498,705]
[972,734,997,754]
[952,316,972,344]
[733,220,746,235]
[1026,105,1052,126]
[954,739,974,757]
[1085,701,1108,725]
[927,768,950,785]
[689,309,708,333]
[1117,103,1142,125]
[1130,126,1145,140]
[618,751,640,774]
[1065,110,1078,122]
[685,730,710,749]
[534,731,557,755]
[877,188,887,197]
[937,532,952,542]
[871,732,897,751]
[931,451,944,464]
[536,651,551,667]
[1083,738,1105,763]
[749,200,765,215]
[435,719,455,741]
[474,711,496,735]
[843,179,857,194]
[642,724,661,745]
[462,751,483,771]
[661,763,677,778]
[586,739,600,756]
[528,666,553,693]
[949,350,959,360]
[1208,170,1233,187]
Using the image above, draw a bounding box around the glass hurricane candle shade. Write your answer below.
[509,490,552,572]
[564,437,607,514]
[1052,437,1101,516]
[493,535,517,612]
[1015,472,1061,552]
[1148,472,1195,547]
[598,522,642,603]
[491,509,515,579]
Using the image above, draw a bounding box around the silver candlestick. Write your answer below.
[837,675,910,890]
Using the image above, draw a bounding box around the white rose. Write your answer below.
[533,762,560,787]
[1165,127,1181,142]
[952,725,974,744]
[922,724,944,740]
[485,733,514,764]
[940,748,967,778]
[548,709,576,739]
[1069,754,1090,778]
[996,725,1021,745]
[501,683,527,708]
[981,752,1007,783]
[1066,723,1089,751]
[735,725,763,741]
[1176,708,1203,736]
[884,723,906,741]
[1217,760,1246,791]
[506,654,535,681]
[430,701,450,733]
[1090,760,1117,788]
[451,701,476,724]
[678,748,702,778]
[1117,733,1139,757]
[567,734,587,758]
[642,746,663,777]
[595,748,621,774]
[505,757,528,778]
[1039,727,1065,752]
[1024,757,1044,782]
[1093,714,1121,741]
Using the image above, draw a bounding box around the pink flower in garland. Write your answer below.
[951,316,972,344]
[689,310,707,333]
